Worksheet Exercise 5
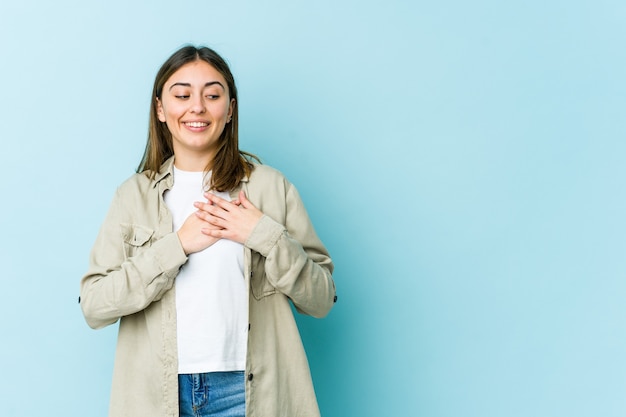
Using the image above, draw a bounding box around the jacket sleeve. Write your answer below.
[80,188,188,329]
[245,182,336,318]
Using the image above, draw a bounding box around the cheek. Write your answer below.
[160,104,183,124]
[215,103,231,119]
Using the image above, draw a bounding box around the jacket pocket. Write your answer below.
[250,254,276,300]
[121,223,155,259]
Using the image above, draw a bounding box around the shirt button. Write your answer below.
[248,373,254,381]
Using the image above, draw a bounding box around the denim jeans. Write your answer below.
[178,371,245,417]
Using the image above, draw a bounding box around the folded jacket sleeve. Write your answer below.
[245,182,336,318]
[80,187,187,329]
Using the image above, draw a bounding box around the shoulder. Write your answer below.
[118,172,155,192]
[112,171,162,205]
[250,163,286,180]
[115,157,173,197]
[248,164,291,189]
[245,164,298,211]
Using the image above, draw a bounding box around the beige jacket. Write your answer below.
[80,157,336,417]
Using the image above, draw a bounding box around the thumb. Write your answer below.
[239,190,253,209]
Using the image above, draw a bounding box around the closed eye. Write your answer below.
[175,95,190,99]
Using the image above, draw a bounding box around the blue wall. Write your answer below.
[1,0,625,415]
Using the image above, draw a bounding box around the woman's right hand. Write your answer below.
[177,210,221,255]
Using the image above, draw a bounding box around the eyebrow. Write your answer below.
[169,81,225,91]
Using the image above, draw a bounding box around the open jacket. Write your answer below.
[80,157,336,417]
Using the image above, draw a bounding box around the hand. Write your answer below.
[177,210,221,255]
[194,190,263,244]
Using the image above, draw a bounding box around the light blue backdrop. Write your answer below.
[1,0,624,416]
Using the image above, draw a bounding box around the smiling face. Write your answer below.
[156,60,235,171]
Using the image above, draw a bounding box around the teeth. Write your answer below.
[185,122,208,127]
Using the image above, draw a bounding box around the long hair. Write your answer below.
[137,45,258,191]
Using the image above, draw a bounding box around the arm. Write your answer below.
[246,184,335,317]
[80,188,188,329]
[198,184,336,318]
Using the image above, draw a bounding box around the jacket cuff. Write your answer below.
[245,215,285,257]
[149,232,188,275]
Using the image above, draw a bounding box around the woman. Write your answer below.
[80,45,336,417]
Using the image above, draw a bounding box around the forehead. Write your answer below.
[166,60,227,88]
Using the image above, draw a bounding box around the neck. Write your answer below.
[173,151,215,172]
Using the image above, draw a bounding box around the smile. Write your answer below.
[184,121,209,128]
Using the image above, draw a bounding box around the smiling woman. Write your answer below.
[79,45,336,417]
[156,61,234,170]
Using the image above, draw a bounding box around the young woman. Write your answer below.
[80,45,336,417]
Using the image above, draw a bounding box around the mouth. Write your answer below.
[183,121,210,128]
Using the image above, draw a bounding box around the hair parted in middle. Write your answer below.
[137,45,258,192]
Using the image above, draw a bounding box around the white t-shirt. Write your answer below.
[164,167,248,374]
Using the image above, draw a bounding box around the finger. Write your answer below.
[203,228,237,241]
[194,201,226,218]
[195,210,226,226]
[238,190,256,210]
[201,228,223,237]
[204,192,235,211]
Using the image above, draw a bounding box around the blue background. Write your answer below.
[1,0,624,415]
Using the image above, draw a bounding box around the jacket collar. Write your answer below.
[151,156,251,189]
[152,156,175,188]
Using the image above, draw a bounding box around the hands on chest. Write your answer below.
[177,190,263,255]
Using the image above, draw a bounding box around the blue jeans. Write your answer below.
[178,372,245,417]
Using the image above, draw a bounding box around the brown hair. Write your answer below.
[137,45,258,191]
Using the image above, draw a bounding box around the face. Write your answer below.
[157,60,234,168]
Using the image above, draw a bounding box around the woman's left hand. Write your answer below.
[194,190,263,244]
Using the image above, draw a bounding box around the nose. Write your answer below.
[190,95,206,114]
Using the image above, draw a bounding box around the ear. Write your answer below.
[156,98,166,122]
[228,98,236,120]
